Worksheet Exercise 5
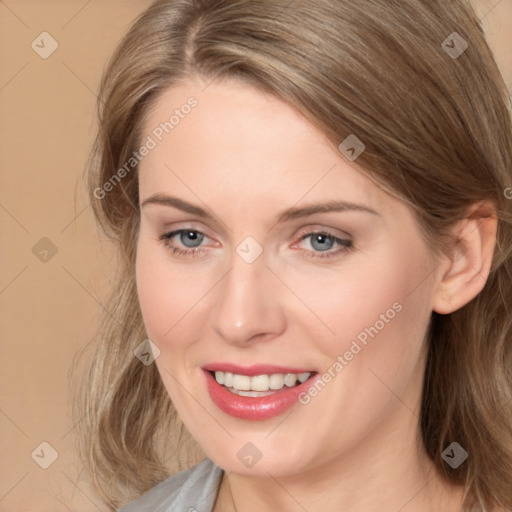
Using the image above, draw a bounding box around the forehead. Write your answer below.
[137,79,394,219]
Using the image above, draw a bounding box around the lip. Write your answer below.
[202,363,315,376]
[202,368,320,420]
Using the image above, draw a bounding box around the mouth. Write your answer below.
[202,365,319,420]
[207,370,315,397]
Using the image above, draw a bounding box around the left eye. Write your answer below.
[300,232,344,251]
[295,231,353,259]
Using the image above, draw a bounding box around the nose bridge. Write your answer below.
[210,247,285,345]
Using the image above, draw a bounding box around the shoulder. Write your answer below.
[118,457,224,512]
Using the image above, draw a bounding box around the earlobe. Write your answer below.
[432,202,497,315]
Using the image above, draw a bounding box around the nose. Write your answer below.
[210,250,287,347]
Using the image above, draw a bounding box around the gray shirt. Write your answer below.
[118,457,224,512]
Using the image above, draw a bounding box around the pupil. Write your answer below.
[181,231,203,248]
[312,234,332,251]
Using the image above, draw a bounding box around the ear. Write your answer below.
[432,201,497,315]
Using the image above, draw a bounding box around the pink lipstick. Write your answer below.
[202,364,319,420]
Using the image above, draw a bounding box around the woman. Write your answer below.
[76,0,512,510]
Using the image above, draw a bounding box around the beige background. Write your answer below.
[0,1,510,510]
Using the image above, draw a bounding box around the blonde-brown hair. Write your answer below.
[75,0,512,509]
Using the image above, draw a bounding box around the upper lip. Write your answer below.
[202,363,316,376]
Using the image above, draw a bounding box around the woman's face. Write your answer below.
[135,77,442,477]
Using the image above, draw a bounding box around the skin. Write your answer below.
[135,77,497,512]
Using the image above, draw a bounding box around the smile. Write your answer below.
[202,364,319,420]
[213,370,311,394]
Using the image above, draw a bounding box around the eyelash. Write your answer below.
[158,228,353,260]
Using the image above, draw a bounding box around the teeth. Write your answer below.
[298,372,310,383]
[232,374,251,391]
[227,388,276,397]
[284,373,297,387]
[214,371,311,392]
[224,372,233,387]
[251,374,269,391]
[269,373,284,390]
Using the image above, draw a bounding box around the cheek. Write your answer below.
[294,245,433,386]
[283,257,412,351]
[135,240,202,344]
[286,255,433,452]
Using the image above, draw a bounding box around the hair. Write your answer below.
[74,0,512,510]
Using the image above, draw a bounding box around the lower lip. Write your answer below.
[203,370,319,420]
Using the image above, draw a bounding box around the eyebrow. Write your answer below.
[140,194,380,223]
